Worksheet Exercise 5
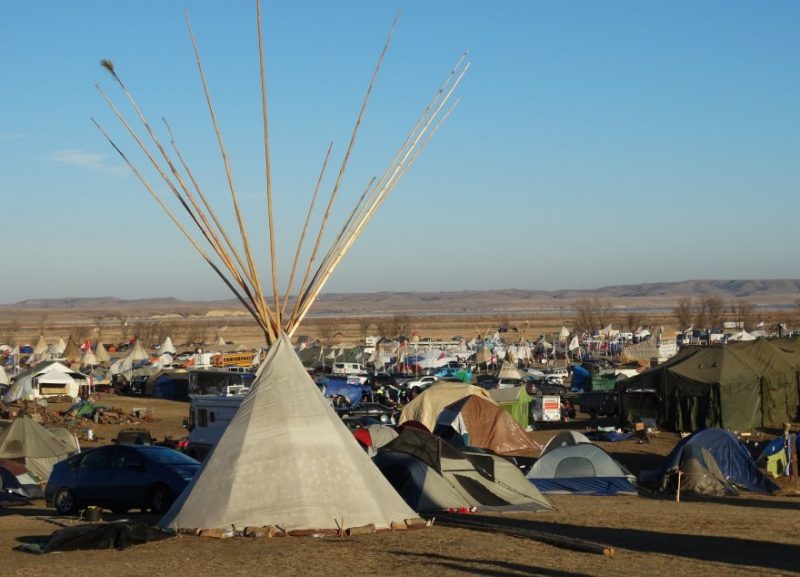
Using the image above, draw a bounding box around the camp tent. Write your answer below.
[526,443,637,495]
[488,385,533,429]
[160,336,178,355]
[94,343,111,364]
[496,360,523,381]
[640,428,778,496]
[159,334,419,534]
[0,458,43,498]
[375,428,551,512]
[3,361,87,403]
[619,340,800,432]
[400,382,494,431]
[539,430,593,457]
[104,0,466,539]
[0,416,77,481]
[433,394,539,456]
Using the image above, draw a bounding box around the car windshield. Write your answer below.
[140,447,199,465]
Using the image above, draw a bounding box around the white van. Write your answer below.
[332,362,366,376]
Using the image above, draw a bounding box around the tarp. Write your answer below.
[400,382,494,431]
[43,522,172,552]
[640,428,779,496]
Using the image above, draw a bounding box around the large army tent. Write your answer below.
[433,394,539,456]
[640,428,778,496]
[374,428,551,512]
[400,382,494,431]
[620,340,800,432]
[527,443,637,495]
[0,416,77,481]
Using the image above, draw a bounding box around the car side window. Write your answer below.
[79,447,112,469]
[113,447,145,469]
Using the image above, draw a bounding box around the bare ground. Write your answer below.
[2,398,799,577]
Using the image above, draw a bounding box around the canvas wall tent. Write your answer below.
[399,382,494,431]
[488,386,533,429]
[619,341,800,432]
[375,428,551,512]
[3,361,87,403]
[526,443,637,495]
[639,428,778,496]
[433,394,539,456]
[0,366,8,386]
[0,416,77,481]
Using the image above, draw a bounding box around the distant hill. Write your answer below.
[5,279,800,315]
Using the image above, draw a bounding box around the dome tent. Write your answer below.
[527,443,637,495]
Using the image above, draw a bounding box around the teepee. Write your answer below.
[160,336,178,355]
[94,342,111,364]
[96,1,467,535]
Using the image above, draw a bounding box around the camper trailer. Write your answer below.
[184,392,247,461]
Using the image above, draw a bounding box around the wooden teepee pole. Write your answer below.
[256,0,282,327]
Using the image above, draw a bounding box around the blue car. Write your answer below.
[46,444,200,515]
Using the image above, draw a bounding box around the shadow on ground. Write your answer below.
[441,514,800,573]
[392,551,597,577]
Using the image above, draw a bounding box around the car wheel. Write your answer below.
[149,484,173,515]
[54,488,77,515]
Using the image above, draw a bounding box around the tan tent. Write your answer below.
[434,394,539,456]
[55,337,67,355]
[400,382,494,431]
[94,342,111,364]
[32,336,48,356]
[61,338,82,364]
[0,366,8,386]
[159,334,418,534]
[160,336,178,355]
[496,360,523,380]
[0,416,76,481]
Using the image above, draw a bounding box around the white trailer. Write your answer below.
[185,393,246,461]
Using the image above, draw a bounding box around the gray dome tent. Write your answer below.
[375,428,552,512]
[527,443,637,495]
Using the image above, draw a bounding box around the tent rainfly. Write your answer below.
[95,0,467,535]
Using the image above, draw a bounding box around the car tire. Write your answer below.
[54,488,77,515]
[148,484,173,515]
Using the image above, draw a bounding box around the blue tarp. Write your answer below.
[532,477,636,496]
[570,365,591,391]
[655,428,778,493]
[319,377,371,405]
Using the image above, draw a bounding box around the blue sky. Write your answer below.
[1,1,798,303]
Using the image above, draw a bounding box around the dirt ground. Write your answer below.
[2,397,800,577]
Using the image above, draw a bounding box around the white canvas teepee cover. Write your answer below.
[160,336,177,355]
[159,333,417,533]
[33,336,48,356]
[95,342,111,364]
[128,340,149,362]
